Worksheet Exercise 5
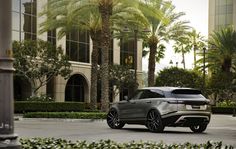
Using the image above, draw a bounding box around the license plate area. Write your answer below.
[192,105,200,109]
[186,105,207,110]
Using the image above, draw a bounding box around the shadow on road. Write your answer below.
[122,128,208,135]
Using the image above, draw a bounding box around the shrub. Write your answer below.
[20,138,234,149]
[23,112,107,119]
[217,100,236,107]
[155,67,203,89]
[26,95,54,102]
[14,102,85,113]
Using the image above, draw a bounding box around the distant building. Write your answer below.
[209,0,236,34]
[12,0,143,102]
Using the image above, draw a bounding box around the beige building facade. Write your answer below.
[209,0,236,34]
[12,0,143,103]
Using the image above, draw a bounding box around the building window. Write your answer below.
[66,30,90,63]
[120,39,135,69]
[48,30,56,46]
[215,0,233,30]
[12,0,37,41]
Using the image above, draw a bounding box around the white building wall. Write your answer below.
[234,0,236,30]
[137,40,143,88]
[113,38,120,102]
[208,0,216,34]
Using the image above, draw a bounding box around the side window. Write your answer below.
[140,90,165,99]
[131,90,144,100]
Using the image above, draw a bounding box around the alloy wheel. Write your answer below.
[107,109,124,129]
[146,110,164,132]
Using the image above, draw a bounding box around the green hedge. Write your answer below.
[23,112,107,119]
[14,102,86,113]
[212,106,236,114]
[20,138,233,149]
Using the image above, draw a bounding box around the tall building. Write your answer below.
[12,0,144,103]
[209,0,236,34]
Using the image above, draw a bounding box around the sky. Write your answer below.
[142,0,209,72]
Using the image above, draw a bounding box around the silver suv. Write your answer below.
[107,87,211,133]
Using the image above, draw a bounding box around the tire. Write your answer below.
[107,109,125,129]
[146,110,164,132]
[190,124,208,133]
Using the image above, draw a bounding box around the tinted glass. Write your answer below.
[172,89,205,99]
[131,90,144,100]
[141,90,165,99]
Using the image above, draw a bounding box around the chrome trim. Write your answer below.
[175,115,209,124]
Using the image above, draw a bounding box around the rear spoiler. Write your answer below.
[171,89,202,94]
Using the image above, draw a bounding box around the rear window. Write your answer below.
[171,89,204,98]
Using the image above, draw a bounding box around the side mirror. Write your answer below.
[124,96,129,101]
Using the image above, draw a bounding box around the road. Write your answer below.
[15,114,236,146]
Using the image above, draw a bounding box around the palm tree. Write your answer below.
[40,0,149,111]
[205,26,236,74]
[40,0,102,110]
[186,29,206,68]
[143,0,189,86]
[173,35,191,69]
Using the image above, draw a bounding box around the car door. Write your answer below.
[132,89,166,118]
[119,90,144,119]
[131,90,154,119]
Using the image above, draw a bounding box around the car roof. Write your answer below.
[141,86,195,92]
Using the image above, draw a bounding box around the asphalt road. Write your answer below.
[15,114,236,147]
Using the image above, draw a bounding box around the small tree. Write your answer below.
[13,40,72,96]
[155,67,203,90]
[109,64,137,101]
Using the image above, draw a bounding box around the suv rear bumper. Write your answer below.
[161,111,211,127]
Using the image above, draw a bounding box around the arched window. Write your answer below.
[65,74,88,102]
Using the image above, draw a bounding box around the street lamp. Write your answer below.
[0,0,21,148]
[133,29,138,87]
[169,59,179,67]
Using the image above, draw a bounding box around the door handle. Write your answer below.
[146,101,151,103]
[131,102,136,104]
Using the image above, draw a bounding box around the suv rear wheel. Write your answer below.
[190,124,207,133]
[107,109,125,129]
[146,110,164,132]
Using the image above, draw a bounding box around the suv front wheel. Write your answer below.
[190,124,208,133]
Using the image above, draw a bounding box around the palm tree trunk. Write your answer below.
[90,30,101,110]
[148,35,158,87]
[182,50,185,69]
[99,0,112,112]
[194,45,197,68]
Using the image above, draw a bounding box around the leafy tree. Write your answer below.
[109,64,136,101]
[13,40,72,96]
[155,67,203,89]
[143,0,189,87]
